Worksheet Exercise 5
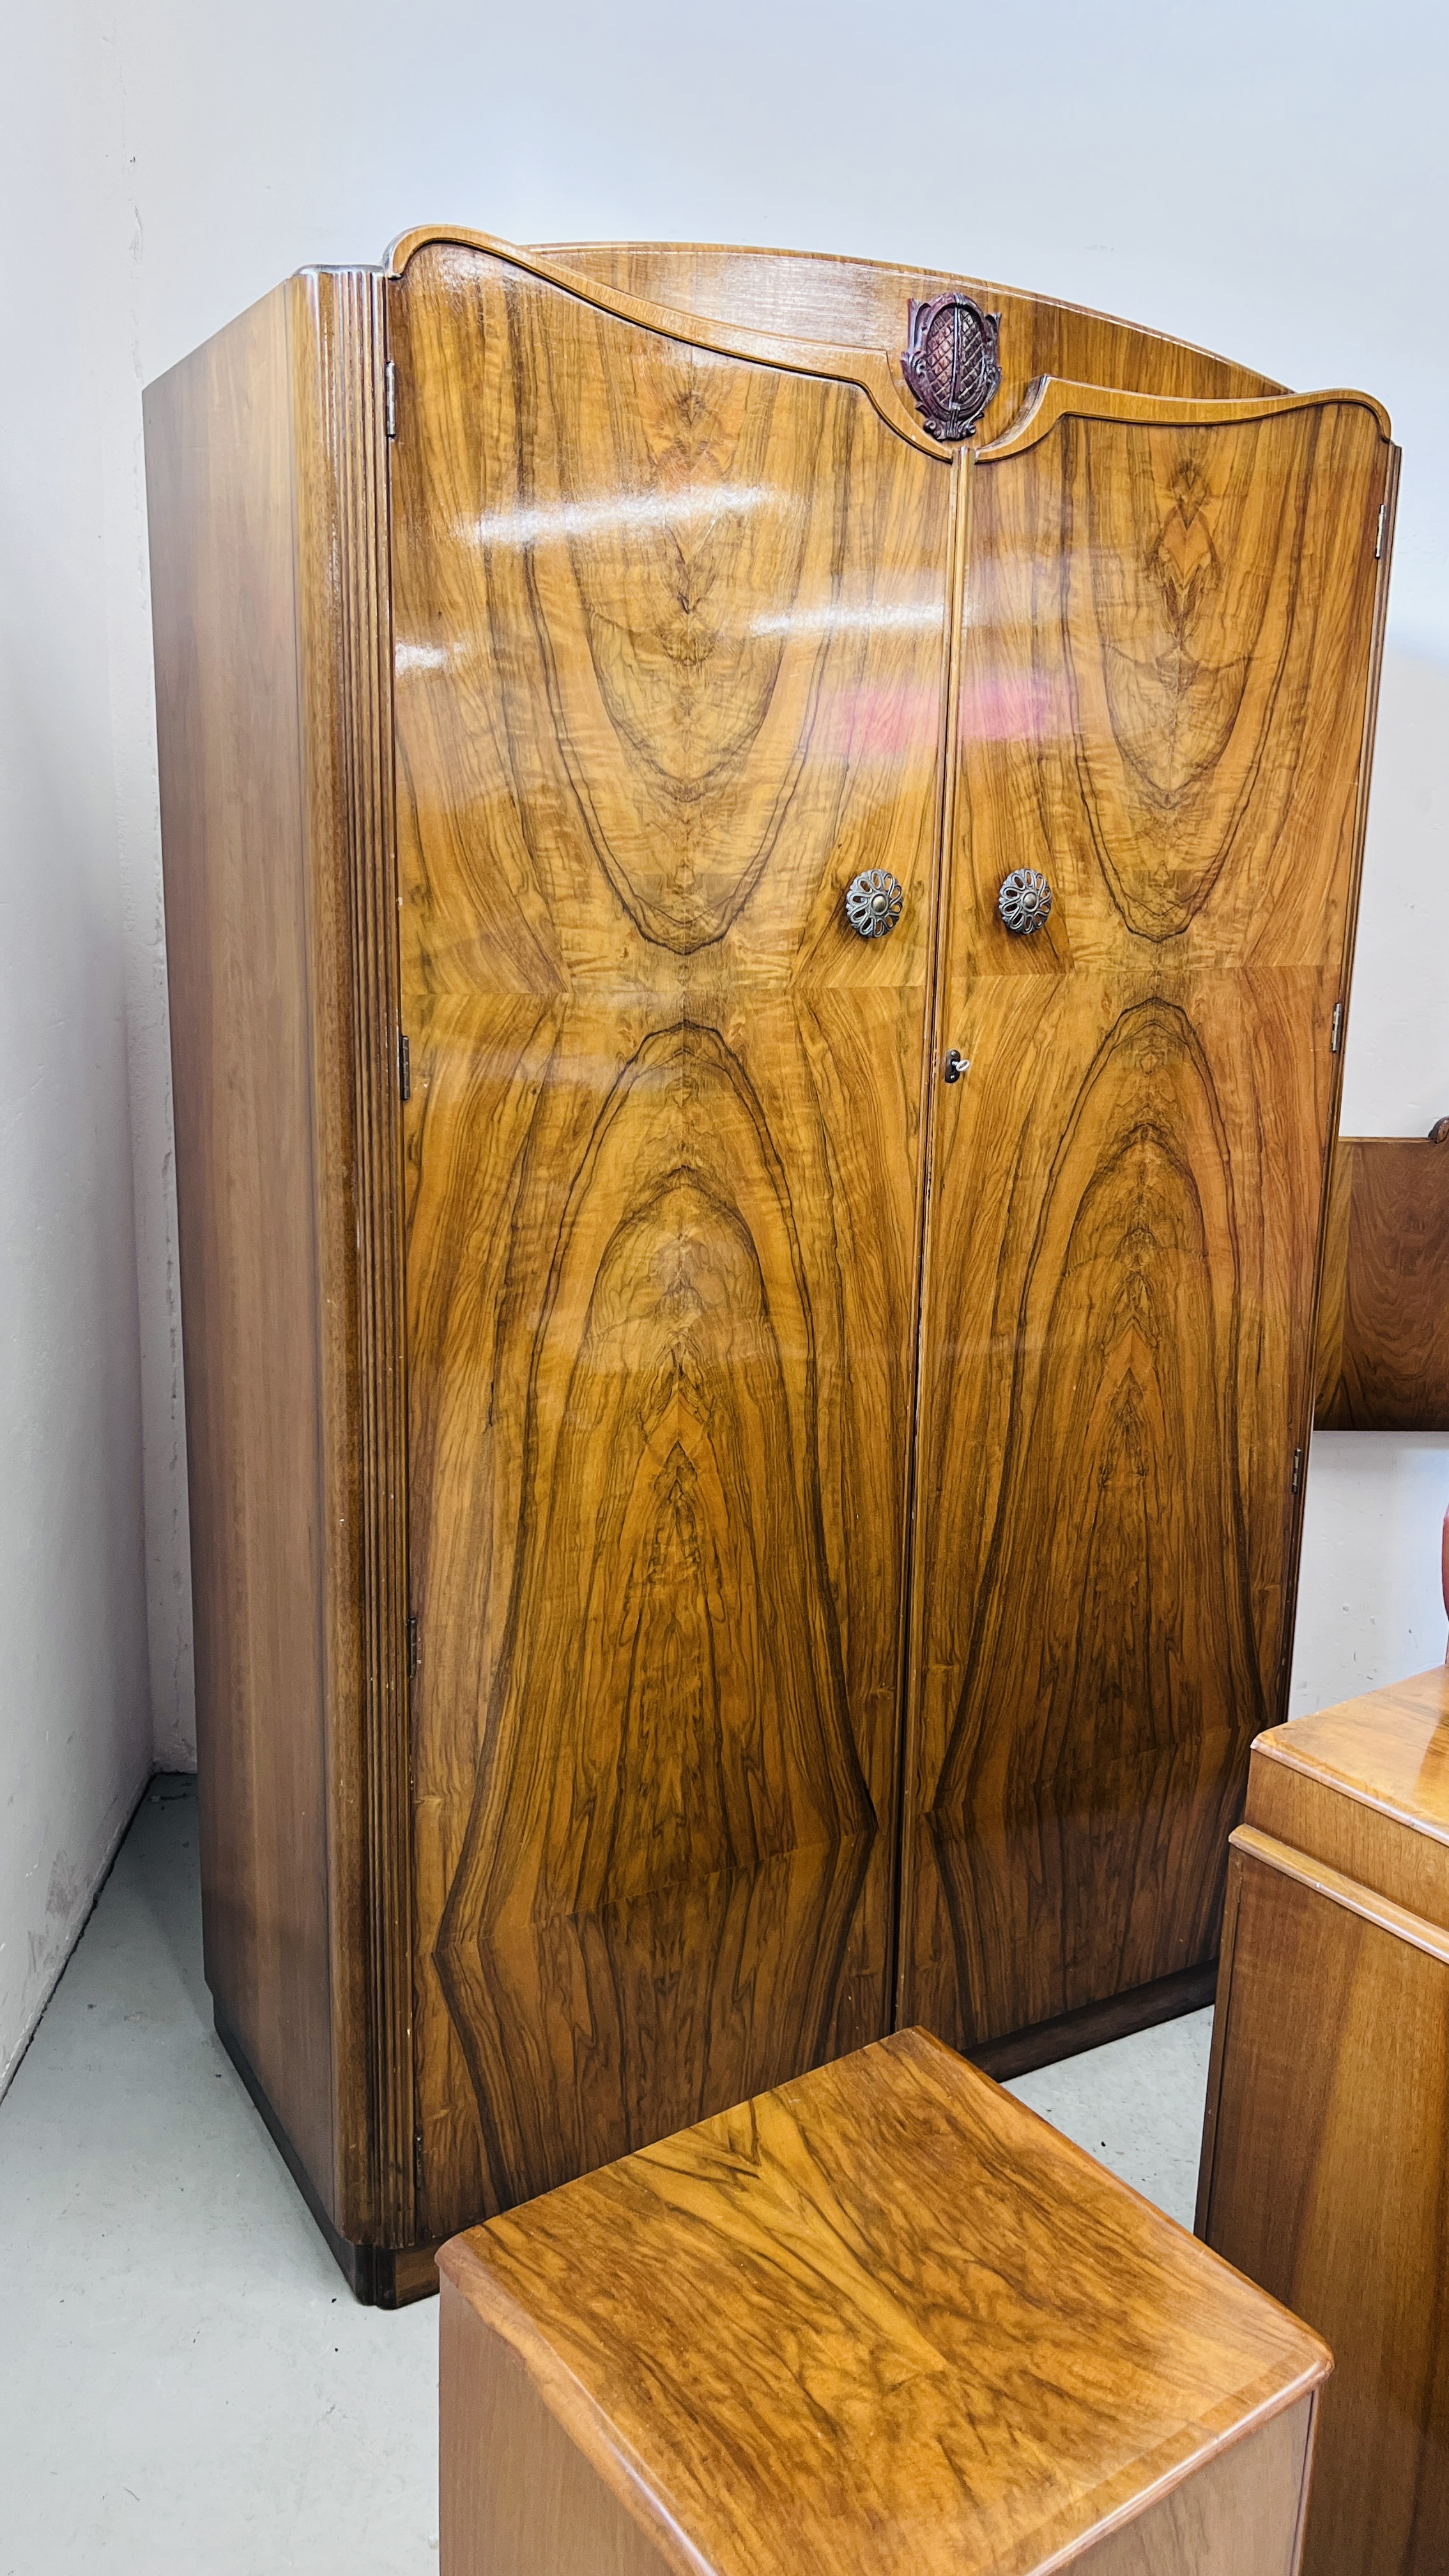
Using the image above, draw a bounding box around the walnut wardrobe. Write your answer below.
[146,227,1395,2301]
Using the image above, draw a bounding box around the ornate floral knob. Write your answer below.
[997,868,1054,936]
[845,871,904,939]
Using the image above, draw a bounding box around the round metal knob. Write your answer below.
[845,870,904,939]
[997,868,1053,936]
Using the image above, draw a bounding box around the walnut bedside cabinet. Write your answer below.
[1198,1663,1449,2576]
[440,2029,1328,2575]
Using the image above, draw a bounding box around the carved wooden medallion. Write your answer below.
[901,293,1002,442]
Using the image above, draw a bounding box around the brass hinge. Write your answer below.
[1375,500,1387,560]
[398,1031,411,1100]
[1291,1448,1303,1497]
[1330,1001,1343,1055]
[413,2128,425,2193]
[385,359,399,441]
[406,1613,419,1680]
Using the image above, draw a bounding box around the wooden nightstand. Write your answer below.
[1199,1665,1449,2576]
[441,2028,1328,2575]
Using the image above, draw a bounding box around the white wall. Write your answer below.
[0,10,154,2092]
[6,0,1445,2082]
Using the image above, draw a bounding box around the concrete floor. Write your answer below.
[1006,2005,1214,2233]
[0,1777,1215,2574]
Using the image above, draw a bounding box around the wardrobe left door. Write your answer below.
[387,238,953,2234]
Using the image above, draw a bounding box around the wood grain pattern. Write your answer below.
[289,266,414,2248]
[440,2265,1315,2576]
[901,390,1395,2051]
[440,2280,675,2576]
[146,269,410,2252]
[388,226,954,459]
[1312,1133,1354,1419]
[439,2028,1328,2576]
[146,284,338,2217]
[1073,2404,1314,2576]
[537,240,1287,454]
[153,225,1398,2294]
[1314,1138,1449,1427]
[1200,1820,1449,2576]
[388,238,954,2232]
[978,376,1391,459]
[1240,1666,1449,1929]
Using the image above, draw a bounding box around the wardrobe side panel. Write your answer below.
[145,286,337,2216]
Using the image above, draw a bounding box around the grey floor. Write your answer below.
[0,1781,1214,2574]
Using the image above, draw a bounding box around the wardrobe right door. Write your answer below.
[902,385,1396,2053]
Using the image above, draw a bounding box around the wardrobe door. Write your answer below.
[388,240,953,2231]
[903,385,1395,2053]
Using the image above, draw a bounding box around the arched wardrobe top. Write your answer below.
[530,235,1288,427]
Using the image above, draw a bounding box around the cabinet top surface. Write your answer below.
[1253,1665,1449,1842]
[439,2030,1326,2576]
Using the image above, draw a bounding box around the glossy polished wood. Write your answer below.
[390,226,956,457]
[146,270,411,2257]
[151,226,1396,2294]
[440,2292,671,2576]
[902,387,1395,2053]
[440,2029,1328,2576]
[979,375,1390,456]
[1233,1666,1449,1931]
[1199,1674,1449,2575]
[443,2353,1316,2576]
[1315,1137,1449,1427]
[148,283,336,2212]
[539,240,1287,452]
[389,235,953,2234]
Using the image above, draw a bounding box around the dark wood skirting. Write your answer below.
[215,2004,437,2307]
[966,1961,1219,2083]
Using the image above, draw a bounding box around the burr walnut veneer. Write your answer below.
[1199,1667,1449,2576]
[1314,1135,1449,1428]
[146,227,1395,2296]
[440,2030,1330,2576]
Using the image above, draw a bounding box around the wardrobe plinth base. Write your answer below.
[967,1961,1219,2083]
[213,2004,438,2308]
